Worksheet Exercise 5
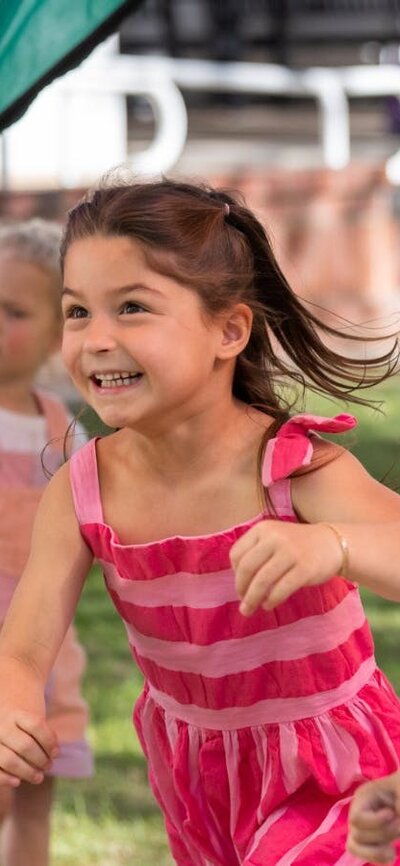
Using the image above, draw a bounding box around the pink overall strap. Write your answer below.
[69,439,104,525]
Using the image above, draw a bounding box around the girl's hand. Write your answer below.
[230,520,343,615]
[0,709,58,787]
[347,774,400,864]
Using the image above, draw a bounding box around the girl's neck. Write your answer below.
[116,399,272,482]
[0,381,40,416]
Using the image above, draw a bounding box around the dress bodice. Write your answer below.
[70,413,375,727]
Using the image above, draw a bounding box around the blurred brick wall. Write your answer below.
[1,165,399,326]
[214,164,400,328]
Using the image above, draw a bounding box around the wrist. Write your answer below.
[320,523,349,578]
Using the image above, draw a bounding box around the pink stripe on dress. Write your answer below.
[273,795,353,866]
[134,628,373,709]
[124,590,365,676]
[314,714,361,793]
[104,567,357,644]
[245,806,289,863]
[279,723,301,795]
[147,655,376,727]
[103,560,239,608]
[112,589,363,647]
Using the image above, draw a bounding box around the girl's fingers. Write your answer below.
[16,712,58,759]
[348,784,400,866]
[14,734,51,770]
[347,839,396,864]
[10,728,53,768]
[0,715,58,785]
[230,524,263,569]
[0,769,21,788]
[350,819,400,845]
[234,543,276,599]
[0,745,46,785]
[262,569,304,610]
[239,558,292,615]
[351,808,397,832]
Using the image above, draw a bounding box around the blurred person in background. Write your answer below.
[0,220,93,866]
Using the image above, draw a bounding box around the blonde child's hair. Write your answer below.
[0,218,62,315]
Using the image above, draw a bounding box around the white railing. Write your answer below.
[3,35,400,186]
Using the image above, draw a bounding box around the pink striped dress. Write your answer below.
[70,413,400,866]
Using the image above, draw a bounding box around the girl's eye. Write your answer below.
[120,300,146,315]
[3,306,29,319]
[64,305,88,320]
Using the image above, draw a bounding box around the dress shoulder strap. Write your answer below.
[69,438,104,525]
[262,413,357,517]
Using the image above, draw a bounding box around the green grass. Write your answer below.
[52,567,174,865]
[51,379,400,865]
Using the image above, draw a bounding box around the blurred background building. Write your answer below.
[2,0,400,358]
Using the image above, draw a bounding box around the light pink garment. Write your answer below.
[70,414,400,863]
[0,392,93,778]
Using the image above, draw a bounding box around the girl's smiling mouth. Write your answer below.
[90,371,143,390]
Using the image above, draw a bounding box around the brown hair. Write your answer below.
[61,177,398,423]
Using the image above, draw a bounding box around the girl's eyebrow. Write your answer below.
[62,283,163,298]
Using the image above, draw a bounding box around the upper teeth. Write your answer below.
[94,372,139,387]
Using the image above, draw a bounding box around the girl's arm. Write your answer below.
[231,449,400,614]
[0,463,93,786]
[347,771,400,864]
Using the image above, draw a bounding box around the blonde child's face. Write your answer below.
[62,234,238,432]
[0,255,61,387]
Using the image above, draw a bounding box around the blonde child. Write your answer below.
[0,220,93,866]
[0,180,399,866]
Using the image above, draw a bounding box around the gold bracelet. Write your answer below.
[322,523,349,578]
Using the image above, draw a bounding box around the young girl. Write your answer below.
[0,179,399,866]
[0,220,93,866]
[348,772,400,864]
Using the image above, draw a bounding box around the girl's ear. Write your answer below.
[217,303,253,359]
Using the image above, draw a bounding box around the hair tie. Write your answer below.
[224,202,230,217]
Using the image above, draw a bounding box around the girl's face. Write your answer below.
[62,235,242,432]
[0,255,61,388]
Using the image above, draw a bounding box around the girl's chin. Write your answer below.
[93,405,148,430]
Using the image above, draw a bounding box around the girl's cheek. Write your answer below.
[6,328,29,356]
[61,331,73,360]
[61,349,73,372]
[61,337,79,377]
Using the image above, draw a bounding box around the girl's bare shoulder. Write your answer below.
[33,461,87,545]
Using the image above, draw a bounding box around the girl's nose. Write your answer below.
[82,316,118,353]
